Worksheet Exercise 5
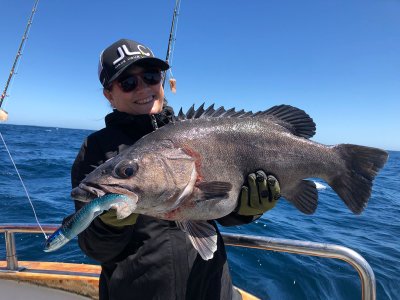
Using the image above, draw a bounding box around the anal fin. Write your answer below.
[286,180,318,214]
[176,221,218,260]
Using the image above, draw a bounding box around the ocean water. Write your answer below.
[0,124,398,300]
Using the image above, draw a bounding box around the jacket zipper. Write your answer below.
[150,115,159,130]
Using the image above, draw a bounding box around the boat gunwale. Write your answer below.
[1,223,376,300]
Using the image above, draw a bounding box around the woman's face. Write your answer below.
[104,66,164,115]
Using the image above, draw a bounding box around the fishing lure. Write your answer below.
[44,194,136,252]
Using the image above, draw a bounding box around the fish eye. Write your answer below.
[113,160,139,179]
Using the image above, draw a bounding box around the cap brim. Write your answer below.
[108,57,170,84]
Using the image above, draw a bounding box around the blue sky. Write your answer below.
[0,0,399,150]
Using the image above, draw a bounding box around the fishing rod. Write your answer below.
[163,0,181,93]
[0,0,40,121]
[0,0,47,239]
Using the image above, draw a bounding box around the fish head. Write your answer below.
[71,139,198,215]
[43,227,69,252]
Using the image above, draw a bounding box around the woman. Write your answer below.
[71,38,280,300]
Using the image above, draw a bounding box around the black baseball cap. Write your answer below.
[98,38,169,87]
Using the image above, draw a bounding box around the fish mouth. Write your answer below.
[71,182,138,202]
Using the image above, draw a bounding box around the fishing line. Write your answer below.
[0,131,48,239]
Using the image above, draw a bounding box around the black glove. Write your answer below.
[235,170,281,216]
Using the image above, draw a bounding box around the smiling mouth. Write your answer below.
[135,95,155,105]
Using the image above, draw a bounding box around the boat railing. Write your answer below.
[0,223,375,300]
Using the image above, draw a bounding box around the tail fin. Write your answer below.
[330,144,388,214]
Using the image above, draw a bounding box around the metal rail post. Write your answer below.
[4,231,18,270]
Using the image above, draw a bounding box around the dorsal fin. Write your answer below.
[203,104,215,117]
[260,105,316,138]
[186,104,196,119]
[177,103,316,139]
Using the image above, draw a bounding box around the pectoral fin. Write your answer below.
[196,181,232,201]
[286,180,318,214]
[176,220,218,260]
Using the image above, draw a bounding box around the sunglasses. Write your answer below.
[117,70,162,93]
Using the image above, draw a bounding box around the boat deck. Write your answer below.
[0,261,100,299]
[0,260,259,300]
[0,279,90,299]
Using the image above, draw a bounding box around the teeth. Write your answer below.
[135,96,154,104]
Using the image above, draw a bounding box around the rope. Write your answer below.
[0,131,48,239]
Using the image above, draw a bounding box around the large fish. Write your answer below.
[70,104,388,260]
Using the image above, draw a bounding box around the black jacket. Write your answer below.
[71,107,253,300]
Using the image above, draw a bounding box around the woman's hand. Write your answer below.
[235,170,281,216]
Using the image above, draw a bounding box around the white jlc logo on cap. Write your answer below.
[113,44,152,65]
